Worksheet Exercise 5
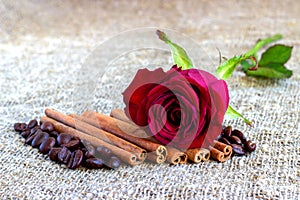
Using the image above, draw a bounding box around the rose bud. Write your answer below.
[122,65,229,149]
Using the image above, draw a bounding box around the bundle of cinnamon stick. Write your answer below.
[41,108,232,166]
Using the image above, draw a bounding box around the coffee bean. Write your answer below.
[82,148,94,159]
[62,139,80,151]
[39,137,56,154]
[228,135,242,145]
[49,131,59,138]
[20,123,28,132]
[57,147,71,164]
[67,150,83,169]
[231,144,246,156]
[14,123,22,132]
[21,130,31,138]
[30,126,42,135]
[232,129,247,142]
[25,132,38,145]
[85,158,104,169]
[222,126,232,138]
[218,137,231,145]
[31,132,49,148]
[107,156,121,169]
[40,121,54,132]
[27,119,38,129]
[82,143,95,158]
[57,133,73,146]
[244,140,256,152]
[96,146,112,160]
[49,147,62,161]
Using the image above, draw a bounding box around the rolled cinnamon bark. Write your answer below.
[209,146,225,162]
[77,111,167,164]
[110,109,136,125]
[40,116,141,166]
[45,108,146,162]
[109,109,189,165]
[82,111,149,138]
[186,148,210,163]
[209,140,232,162]
[213,140,232,156]
[166,147,188,165]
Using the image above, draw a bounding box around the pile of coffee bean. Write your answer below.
[218,126,256,156]
[13,120,121,169]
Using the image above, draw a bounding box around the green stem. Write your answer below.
[244,34,282,58]
[217,34,282,80]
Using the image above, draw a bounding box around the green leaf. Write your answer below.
[243,44,293,79]
[156,30,194,70]
[216,56,242,80]
[245,63,293,78]
[225,105,252,126]
[259,44,293,66]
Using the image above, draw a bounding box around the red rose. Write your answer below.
[122,65,229,149]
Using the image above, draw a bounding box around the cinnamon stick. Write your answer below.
[45,108,147,162]
[110,109,136,125]
[83,111,149,138]
[166,147,188,165]
[209,146,225,162]
[213,140,232,156]
[40,116,141,166]
[109,109,189,165]
[209,140,232,162]
[186,148,210,163]
[77,111,167,164]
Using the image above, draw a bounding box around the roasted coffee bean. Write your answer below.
[67,153,74,168]
[19,123,28,132]
[218,137,231,145]
[82,144,95,158]
[40,121,54,132]
[81,148,93,159]
[27,119,38,129]
[244,140,256,152]
[107,156,121,169]
[67,150,83,169]
[14,123,22,132]
[49,131,59,138]
[232,129,247,142]
[26,129,42,141]
[222,126,232,138]
[39,137,56,154]
[21,130,31,138]
[85,158,104,169]
[25,132,38,145]
[30,126,41,135]
[231,144,246,156]
[31,132,49,148]
[62,139,80,151]
[57,133,73,146]
[49,147,62,161]
[96,146,112,160]
[228,135,242,145]
[57,147,72,164]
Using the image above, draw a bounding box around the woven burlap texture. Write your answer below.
[0,0,299,199]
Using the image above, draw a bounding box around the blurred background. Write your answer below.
[1,0,299,49]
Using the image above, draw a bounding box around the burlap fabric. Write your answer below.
[0,0,299,199]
